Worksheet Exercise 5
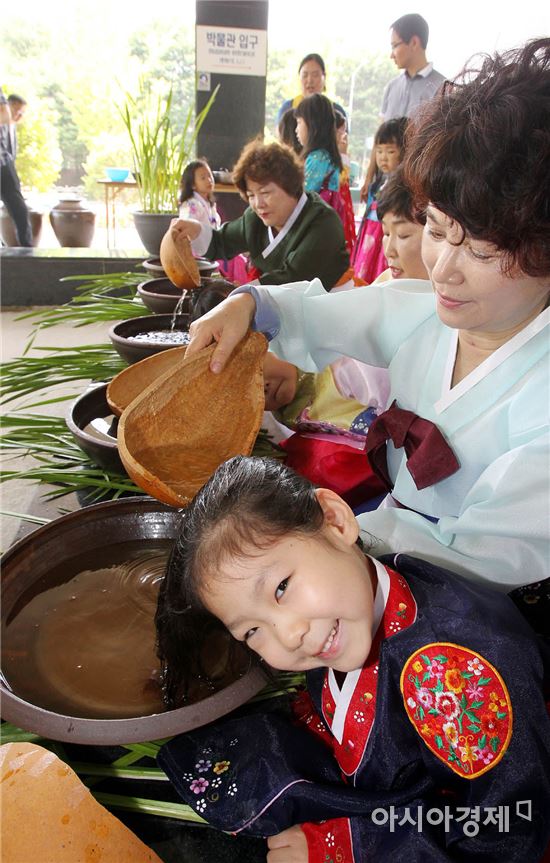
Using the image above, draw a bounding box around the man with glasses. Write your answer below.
[381,13,445,121]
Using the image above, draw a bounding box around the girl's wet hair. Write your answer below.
[403,38,550,276]
[179,158,212,205]
[156,457,325,706]
[278,108,302,155]
[189,278,234,323]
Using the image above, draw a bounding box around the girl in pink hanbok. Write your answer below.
[351,117,408,283]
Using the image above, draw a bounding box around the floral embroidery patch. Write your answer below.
[400,642,513,779]
[185,753,235,815]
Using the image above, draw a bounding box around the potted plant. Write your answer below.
[120,82,218,256]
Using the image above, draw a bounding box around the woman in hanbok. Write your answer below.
[171,140,351,291]
[184,39,550,595]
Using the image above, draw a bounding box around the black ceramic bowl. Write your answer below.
[66,383,125,473]
[141,257,166,277]
[136,278,193,315]
[108,314,190,364]
[0,497,267,744]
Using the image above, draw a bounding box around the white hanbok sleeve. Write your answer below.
[265,278,435,373]
[360,430,550,591]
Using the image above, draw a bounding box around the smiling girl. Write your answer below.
[156,456,550,863]
[351,116,408,283]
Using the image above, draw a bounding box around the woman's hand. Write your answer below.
[267,826,308,863]
[186,293,257,373]
[169,218,202,241]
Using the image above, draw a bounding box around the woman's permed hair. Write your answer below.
[155,457,325,706]
[178,158,213,206]
[294,93,343,171]
[232,140,304,200]
[403,38,550,276]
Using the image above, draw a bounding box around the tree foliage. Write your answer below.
[2,14,395,194]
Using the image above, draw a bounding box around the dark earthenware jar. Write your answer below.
[49,195,96,247]
[0,204,44,247]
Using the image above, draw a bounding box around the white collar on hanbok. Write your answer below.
[262,192,308,259]
[327,559,390,743]
[436,306,550,413]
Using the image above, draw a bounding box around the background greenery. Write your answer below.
[2,19,394,198]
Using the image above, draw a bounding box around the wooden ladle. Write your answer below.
[159,223,201,290]
[117,332,268,507]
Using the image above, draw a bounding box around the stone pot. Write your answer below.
[133,211,177,257]
[0,497,267,744]
[108,313,191,364]
[0,204,44,247]
[49,195,96,247]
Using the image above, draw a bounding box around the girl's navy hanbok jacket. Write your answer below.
[158,555,550,862]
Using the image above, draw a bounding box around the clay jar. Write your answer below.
[49,195,96,247]
[0,204,44,247]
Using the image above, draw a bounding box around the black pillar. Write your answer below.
[195,0,268,172]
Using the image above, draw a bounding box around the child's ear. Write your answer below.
[315,488,359,547]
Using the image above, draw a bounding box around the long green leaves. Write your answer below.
[120,82,219,213]
[16,272,148,335]
[0,346,126,405]
[1,413,142,501]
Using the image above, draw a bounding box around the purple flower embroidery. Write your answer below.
[466,681,484,700]
[427,659,445,679]
[190,777,209,794]
[195,759,211,773]
[473,746,495,765]
[417,687,433,708]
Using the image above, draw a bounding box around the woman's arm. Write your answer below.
[186,278,434,374]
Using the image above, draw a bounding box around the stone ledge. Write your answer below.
[1,248,147,307]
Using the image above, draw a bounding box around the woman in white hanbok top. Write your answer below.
[182,39,550,594]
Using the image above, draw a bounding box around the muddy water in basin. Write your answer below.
[2,542,169,719]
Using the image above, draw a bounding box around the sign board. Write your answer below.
[196,24,267,78]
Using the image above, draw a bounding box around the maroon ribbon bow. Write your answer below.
[365,400,460,492]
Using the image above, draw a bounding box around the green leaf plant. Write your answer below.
[120,81,220,214]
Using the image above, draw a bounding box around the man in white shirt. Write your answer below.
[381,14,445,121]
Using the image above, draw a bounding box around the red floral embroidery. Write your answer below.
[400,643,513,779]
